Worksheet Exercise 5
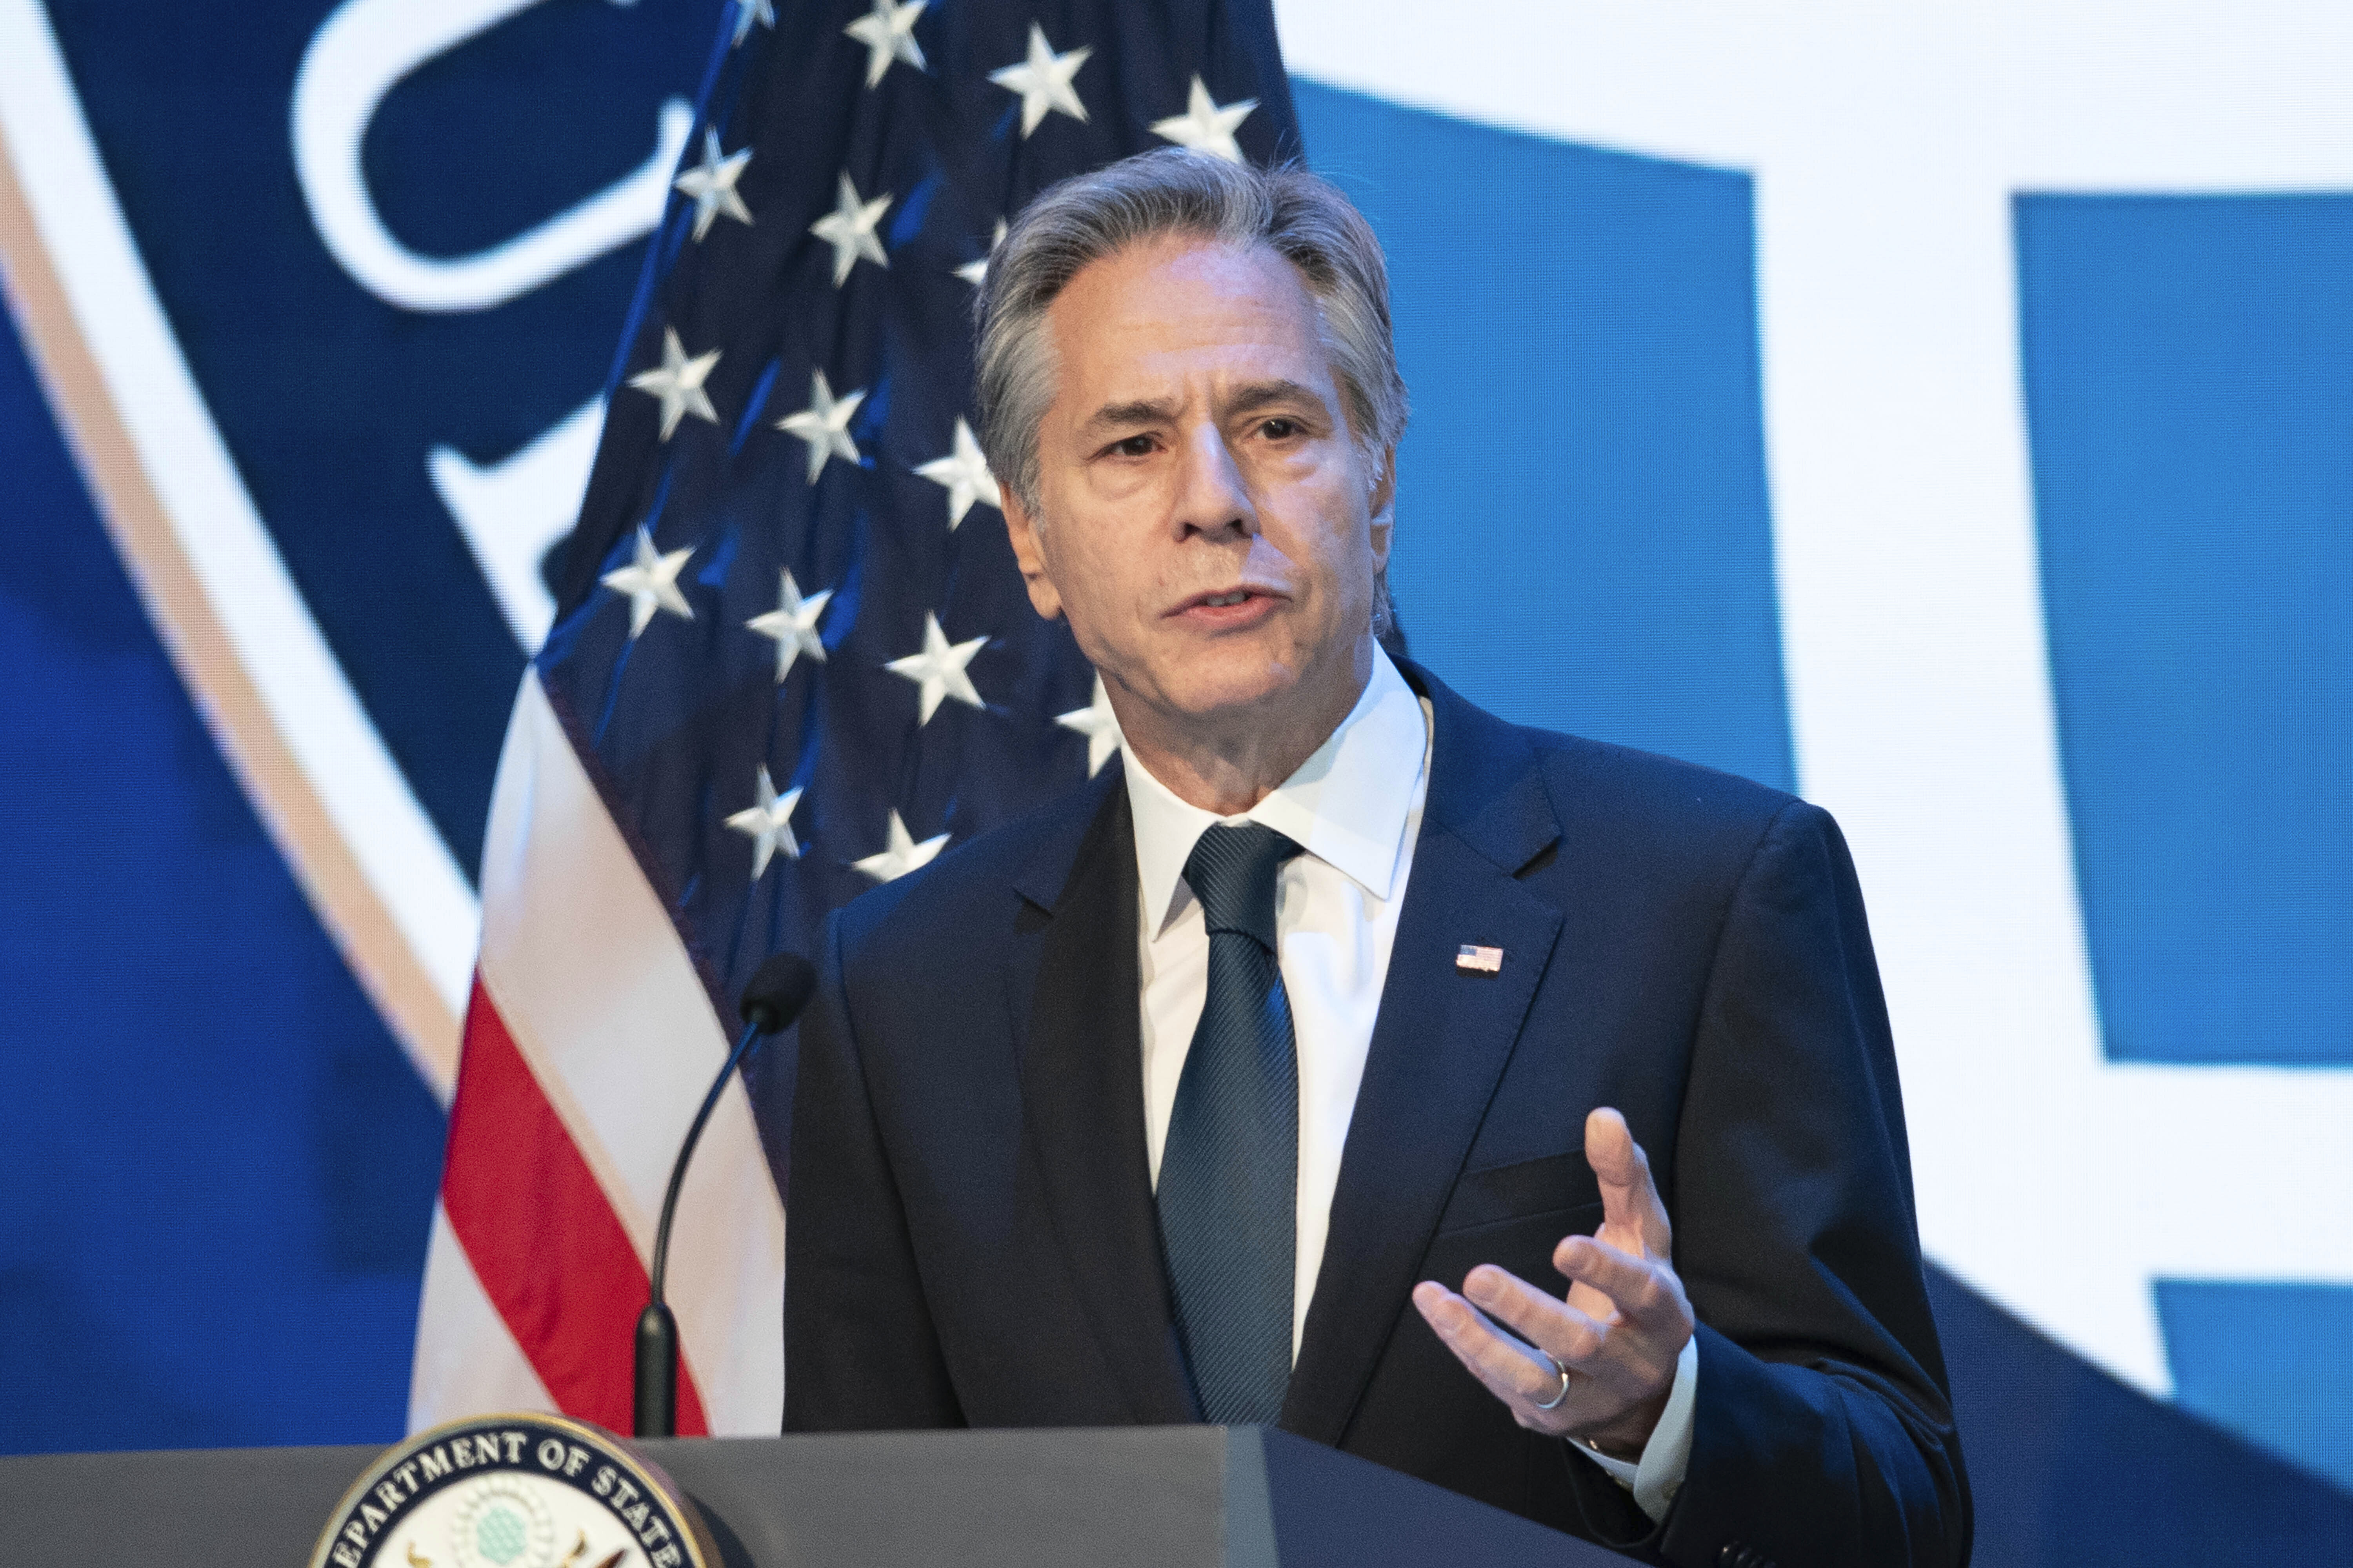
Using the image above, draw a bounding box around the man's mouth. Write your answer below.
[1171,585,1281,616]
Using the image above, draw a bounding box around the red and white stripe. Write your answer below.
[409,672,786,1436]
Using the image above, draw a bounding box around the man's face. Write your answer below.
[1003,236,1393,745]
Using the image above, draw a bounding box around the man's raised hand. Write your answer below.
[1410,1108,1694,1456]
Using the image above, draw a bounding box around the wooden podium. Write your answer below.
[5,1424,1636,1565]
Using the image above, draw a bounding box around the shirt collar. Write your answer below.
[1122,647,1429,936]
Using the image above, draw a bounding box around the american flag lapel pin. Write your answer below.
[1456,944,1504,974]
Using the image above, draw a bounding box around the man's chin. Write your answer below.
[1158,673,1289,720]
[1102,635,1366,745]
[1141,663,1304,728]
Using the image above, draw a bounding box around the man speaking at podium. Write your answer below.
[785,150,1969,1568]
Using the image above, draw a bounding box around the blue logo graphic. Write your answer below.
[2021,189,2353,1488]
[2022,191,2353,1072]
[47,0,714,875]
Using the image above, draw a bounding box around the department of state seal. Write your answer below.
[308,1414,713,1568]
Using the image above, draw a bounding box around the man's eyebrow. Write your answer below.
[1081,398,1180,434]
[1222,378,1323,416]
[1079,380,1326,436]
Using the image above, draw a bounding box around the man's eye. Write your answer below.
[1111,435,1156,458]
[1260,418,1299,440]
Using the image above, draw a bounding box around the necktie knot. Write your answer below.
[1184,822,1300,950]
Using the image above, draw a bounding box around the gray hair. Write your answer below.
[973,149,1408,635]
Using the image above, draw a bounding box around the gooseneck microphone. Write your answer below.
[634,950,818,1437]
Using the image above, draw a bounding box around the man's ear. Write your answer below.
[1001,489,1065,621]
[1367,445,1398,569]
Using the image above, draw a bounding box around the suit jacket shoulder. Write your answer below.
[1402,658,1806,920]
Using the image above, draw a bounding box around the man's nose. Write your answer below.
[1171,420,1257,540]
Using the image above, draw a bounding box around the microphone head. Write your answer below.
[739,951,818,1035]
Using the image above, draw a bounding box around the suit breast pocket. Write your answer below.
[1422,1152,1605,1286]
[1434,1151,1603,1236]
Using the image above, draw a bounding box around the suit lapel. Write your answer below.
[1012,768,1198,1424]
[1282,666,1565,1444]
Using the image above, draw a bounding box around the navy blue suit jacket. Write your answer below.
[784,660,1969,1568]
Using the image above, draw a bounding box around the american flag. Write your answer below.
[409,0,1301,1435]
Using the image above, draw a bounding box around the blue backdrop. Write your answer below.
[3,2,2349,1559]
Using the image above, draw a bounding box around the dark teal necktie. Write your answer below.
[1157,821,1303,1426]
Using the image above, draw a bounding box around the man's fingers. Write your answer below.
[1460,1263,1607,1368]
[1411,1279,1575,1413]
[1553,1234,1677,1328]
[1586,1107,1673,1258]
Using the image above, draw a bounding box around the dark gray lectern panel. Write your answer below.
[647,1426,1234,1568]
[2,1426,1628,1566]
[643,1426,1617,1568]
[5,1440,382,1561]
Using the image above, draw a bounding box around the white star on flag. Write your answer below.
[988,24,1091,138]
[730,0,774,47]
[745,570,832,683]
[600,526,695,638]
[777,370,867,483]
[844,0,927,87]
[809,172,891,286]
[1055,675,1122,777]
[672,129,753,242]
[1150,76,1257,164]
[726,765,805,880]
[627,327,720,441]
[955,218,1006,289]
[913,417,1001,529]
[852,809,950,884]
[885,611,987,724]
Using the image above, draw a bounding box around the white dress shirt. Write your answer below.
[1120,646,1695,1522]
[1125,647,1430,1358]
